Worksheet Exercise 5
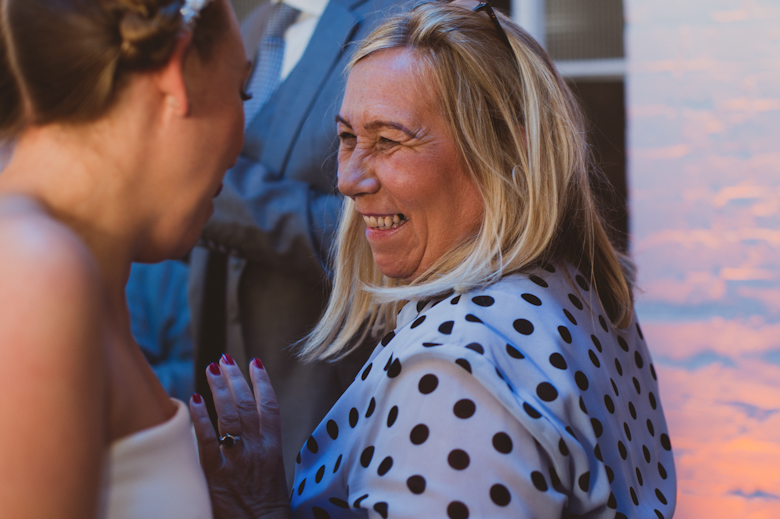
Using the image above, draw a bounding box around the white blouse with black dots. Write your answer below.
[289,265,677,519]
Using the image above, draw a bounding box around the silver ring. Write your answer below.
[218,433,241,448]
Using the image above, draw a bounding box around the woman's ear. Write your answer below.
[154,31,194,117]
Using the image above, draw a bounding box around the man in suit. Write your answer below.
[190,0,406,484]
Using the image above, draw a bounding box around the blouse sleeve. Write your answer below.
[343,345,573,519]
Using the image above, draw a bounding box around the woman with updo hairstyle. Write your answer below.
[197,1,677,519]
[0,0,250,517]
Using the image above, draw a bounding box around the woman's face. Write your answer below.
[337,48,484,281]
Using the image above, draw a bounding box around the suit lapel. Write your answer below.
[245,0,362,174]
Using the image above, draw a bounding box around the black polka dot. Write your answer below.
[529,275,548,287]
[455,358,472,373]
[373,502,388,518]
[579,396,588,414]
[465,342,484,354]
[438,321,454,334]
[591,335,603,352]
[506,344,524,359]
[307,436,319,453]
[655,510,666,519]
[575,274,590,291]
[655,488,668,505]
[381,331,395,346]
[513,319,534,335]
[635,352,645,369]
[651,363,658,380]
[611,379,620,397]
[377,456,393,476]
[333,454,342,472]
[636,322,644,339]
[490,484,511,506]
[624,423,633,441]
[315,465,325,483]
[447,501,469,519]
[660,433,671,451]
[563,309,578,325]
[383,355,393,371]
[643,444,652,462]
[450,295,461,305]
[465,314,482,323]
[558,326,572,343]
[349,408,359,428]
[604,395,615,414]
[549,466,563,492]
[594,444,603,461]
[298,478,306,496]
[559,438,570,456]
[360,446,374,467]
[549,353,568,370]
[523,402,542,419]
[607,492,617,509]
[410,424,429,445]
[591,418,603,438]
[327,420,338,440]
[407,475,426,494]
[631,486,639,506]
[566,426,576,437]
[531,471,548,491]
[575,371,589,391]
[387,358,402,378]
[312,506,330,519]
[522,293,542,306]
[472,295,495,307]
[387,406,398,427]
[569,294,583,310]
[541,262,556,273]
[606,465,614,483]
[599,315,608,332]
[365,398,375,418]
[418,374,439,394]
[658,462,668,479]
[589,350,601,368]
[493,432,513,454]
[633,377,642,394]
[454,399,476,419]
[353,494,368,508]
[536,382,558,401]
[649,392,658,410]
[618,336,629,352]
[615,358,623,376]
[578,472,590,492]
[618,441,627,460]
[329,497,349,508]
[416,300,427,313]
[448,449,470,470]
[361,363,372,380]
[411,315,426,329]
[647,419,655,436]
[629,402,638,420]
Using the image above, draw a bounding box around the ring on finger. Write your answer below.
[218,433,241,448]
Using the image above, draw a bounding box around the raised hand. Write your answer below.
[190,356,291,519]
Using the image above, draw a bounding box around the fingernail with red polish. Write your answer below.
[222,353,235,365]
[192,393,202,404]
[208,362,221,375]
[253,358,264,370]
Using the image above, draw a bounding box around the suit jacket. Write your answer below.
[188,0,409,486]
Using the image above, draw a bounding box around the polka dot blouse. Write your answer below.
[290,264,676,519]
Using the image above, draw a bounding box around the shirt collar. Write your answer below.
[275,0,328,17]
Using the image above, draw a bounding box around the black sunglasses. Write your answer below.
[439,0,512,50]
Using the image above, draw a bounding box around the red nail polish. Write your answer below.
[209,362,221,375]
[222,353,235,365]
[253,358,264,370]
[192,393,202,404]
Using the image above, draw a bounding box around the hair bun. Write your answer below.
[116,0,182,69]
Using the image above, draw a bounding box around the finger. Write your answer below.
[220,354,261,440]
[206,361,243,442]
[249,359,282,442]
[189,393,223,474]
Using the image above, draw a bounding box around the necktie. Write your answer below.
[243,2,301,126]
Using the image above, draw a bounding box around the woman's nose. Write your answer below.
[337,151,380,198]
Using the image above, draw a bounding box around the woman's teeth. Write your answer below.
[363,214,407,230]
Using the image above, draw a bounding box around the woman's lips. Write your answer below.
[362,213,407,230]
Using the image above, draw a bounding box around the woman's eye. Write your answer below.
[377,137,399,150]
[338,132,357,146]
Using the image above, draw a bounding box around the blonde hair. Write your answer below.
[299,2,634,361]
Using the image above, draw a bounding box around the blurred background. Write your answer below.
[227,1,780,517]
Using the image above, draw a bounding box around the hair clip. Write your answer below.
[180,0,213,26]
